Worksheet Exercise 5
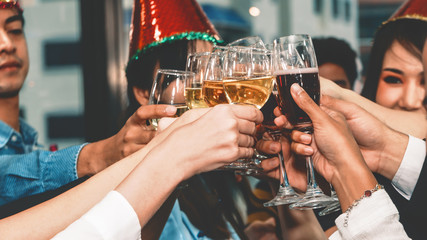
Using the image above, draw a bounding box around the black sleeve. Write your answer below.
[0,176,89,219]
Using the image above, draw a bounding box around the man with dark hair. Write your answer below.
[313,37,358,89]
[0,0,174,208]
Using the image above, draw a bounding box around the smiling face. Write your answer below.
[0,9,28,98]
[376,40,425,114]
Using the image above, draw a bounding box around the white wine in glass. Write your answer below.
[184,52,211,109]
[148,69,194,129]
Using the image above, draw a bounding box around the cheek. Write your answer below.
[375,83,400,108]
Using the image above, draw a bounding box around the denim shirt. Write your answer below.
[160,200,240,240]
[0,119,86,206]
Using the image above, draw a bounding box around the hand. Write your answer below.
[112,104,178,158]
[244,217,279,240]
[150,104,263,178]
[286,83,377,210]
[77,105,178,176]
[320,95,409,180]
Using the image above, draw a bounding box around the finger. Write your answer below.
[133,104,177,122]
[238,134,255,148]
[260,157,280,172]
[274,115,293,130]
[291,141,313,156]
[290,130,312,145]
[290,83,328,123]
[238,119,257,136]
[256,139,281,155]
[227,104,263,124]
[238,147,254,159]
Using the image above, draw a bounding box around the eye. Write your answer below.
[383,76,402,84]
[9,29,23,35]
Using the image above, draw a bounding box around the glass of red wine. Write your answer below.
[262,83,301,207]
[272,34,333,209]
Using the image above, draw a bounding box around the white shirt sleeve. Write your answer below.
[392,135,426,200]
[52,191,141,240]
[329,189,409,240]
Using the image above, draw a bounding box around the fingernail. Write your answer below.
[300,134,311,143]
[304,147,313,155]
[165,106,177,115]
[291,83,303,95]
[269,158,279,167]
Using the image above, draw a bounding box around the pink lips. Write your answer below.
[0,60,21,71]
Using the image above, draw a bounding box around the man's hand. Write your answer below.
[77,105,177,176]
[320,95,409,180]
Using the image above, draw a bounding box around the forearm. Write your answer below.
[339,88,427,139]
[332,156,377,212]
[0,134,163,239]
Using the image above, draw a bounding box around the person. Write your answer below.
[0,0,175,207]
[313,37,358,90]
[0,103,263,239]
[281,83,410,239]
[126,0,278,239]
[361,20,426,114]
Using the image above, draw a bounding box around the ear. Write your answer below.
[133,87,150,106]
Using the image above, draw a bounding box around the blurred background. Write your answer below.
[17,0,405,149]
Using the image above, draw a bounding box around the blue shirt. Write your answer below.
[160,200,240,240]
[0,119,86,206]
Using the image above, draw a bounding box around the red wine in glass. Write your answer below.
[275,68,320,127]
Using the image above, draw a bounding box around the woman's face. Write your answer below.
[376,40,426,114]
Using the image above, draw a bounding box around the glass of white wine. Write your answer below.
[184,52,211,109]
[148,69,195,129]
[202,46,229,107]
[222,46,274,173]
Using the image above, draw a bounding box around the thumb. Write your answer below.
[290,83,325,123]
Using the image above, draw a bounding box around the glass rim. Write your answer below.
[187,51,212,58]
[273,34,312,43]
[156,69,195,77]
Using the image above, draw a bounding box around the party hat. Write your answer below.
[128,0,222,65]
[0,0,23,13]
[383,0,427,26]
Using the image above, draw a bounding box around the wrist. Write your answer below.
[331,157,377,211]
[377,128,408,180]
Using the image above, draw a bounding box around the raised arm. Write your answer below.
[320,77,427,139]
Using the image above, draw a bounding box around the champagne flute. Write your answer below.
[272,34,333,209]
[148,69,194,129]
[202,46,229,107]
[262,84,300,207]
[222,46,274,174]
[228,36,267,49]
[185,52,211,109]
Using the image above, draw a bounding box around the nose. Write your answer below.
[398,81,425,111]
[0,30,15,54]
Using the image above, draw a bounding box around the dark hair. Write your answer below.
[361,19,427,101]
[125,39,194,118]
[125,39,254,239]
[312,37,358,88]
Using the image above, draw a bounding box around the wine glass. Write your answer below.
[272,34,333,209]
[148,69,194,129]
[222,46,274,174]
[202,46,229,107]
[318,185,340,216]
[184,52,211,109]
[228,36,266,49]
[262,84,300,207]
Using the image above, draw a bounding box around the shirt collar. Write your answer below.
[0,118,38,148]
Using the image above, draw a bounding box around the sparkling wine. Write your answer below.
[149,104,188,129]
[275,68,320,126]
[185,87,208,109]
[202,80,228,107]
[223,76,274,109]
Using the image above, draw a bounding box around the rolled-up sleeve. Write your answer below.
[0,144,86,205]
